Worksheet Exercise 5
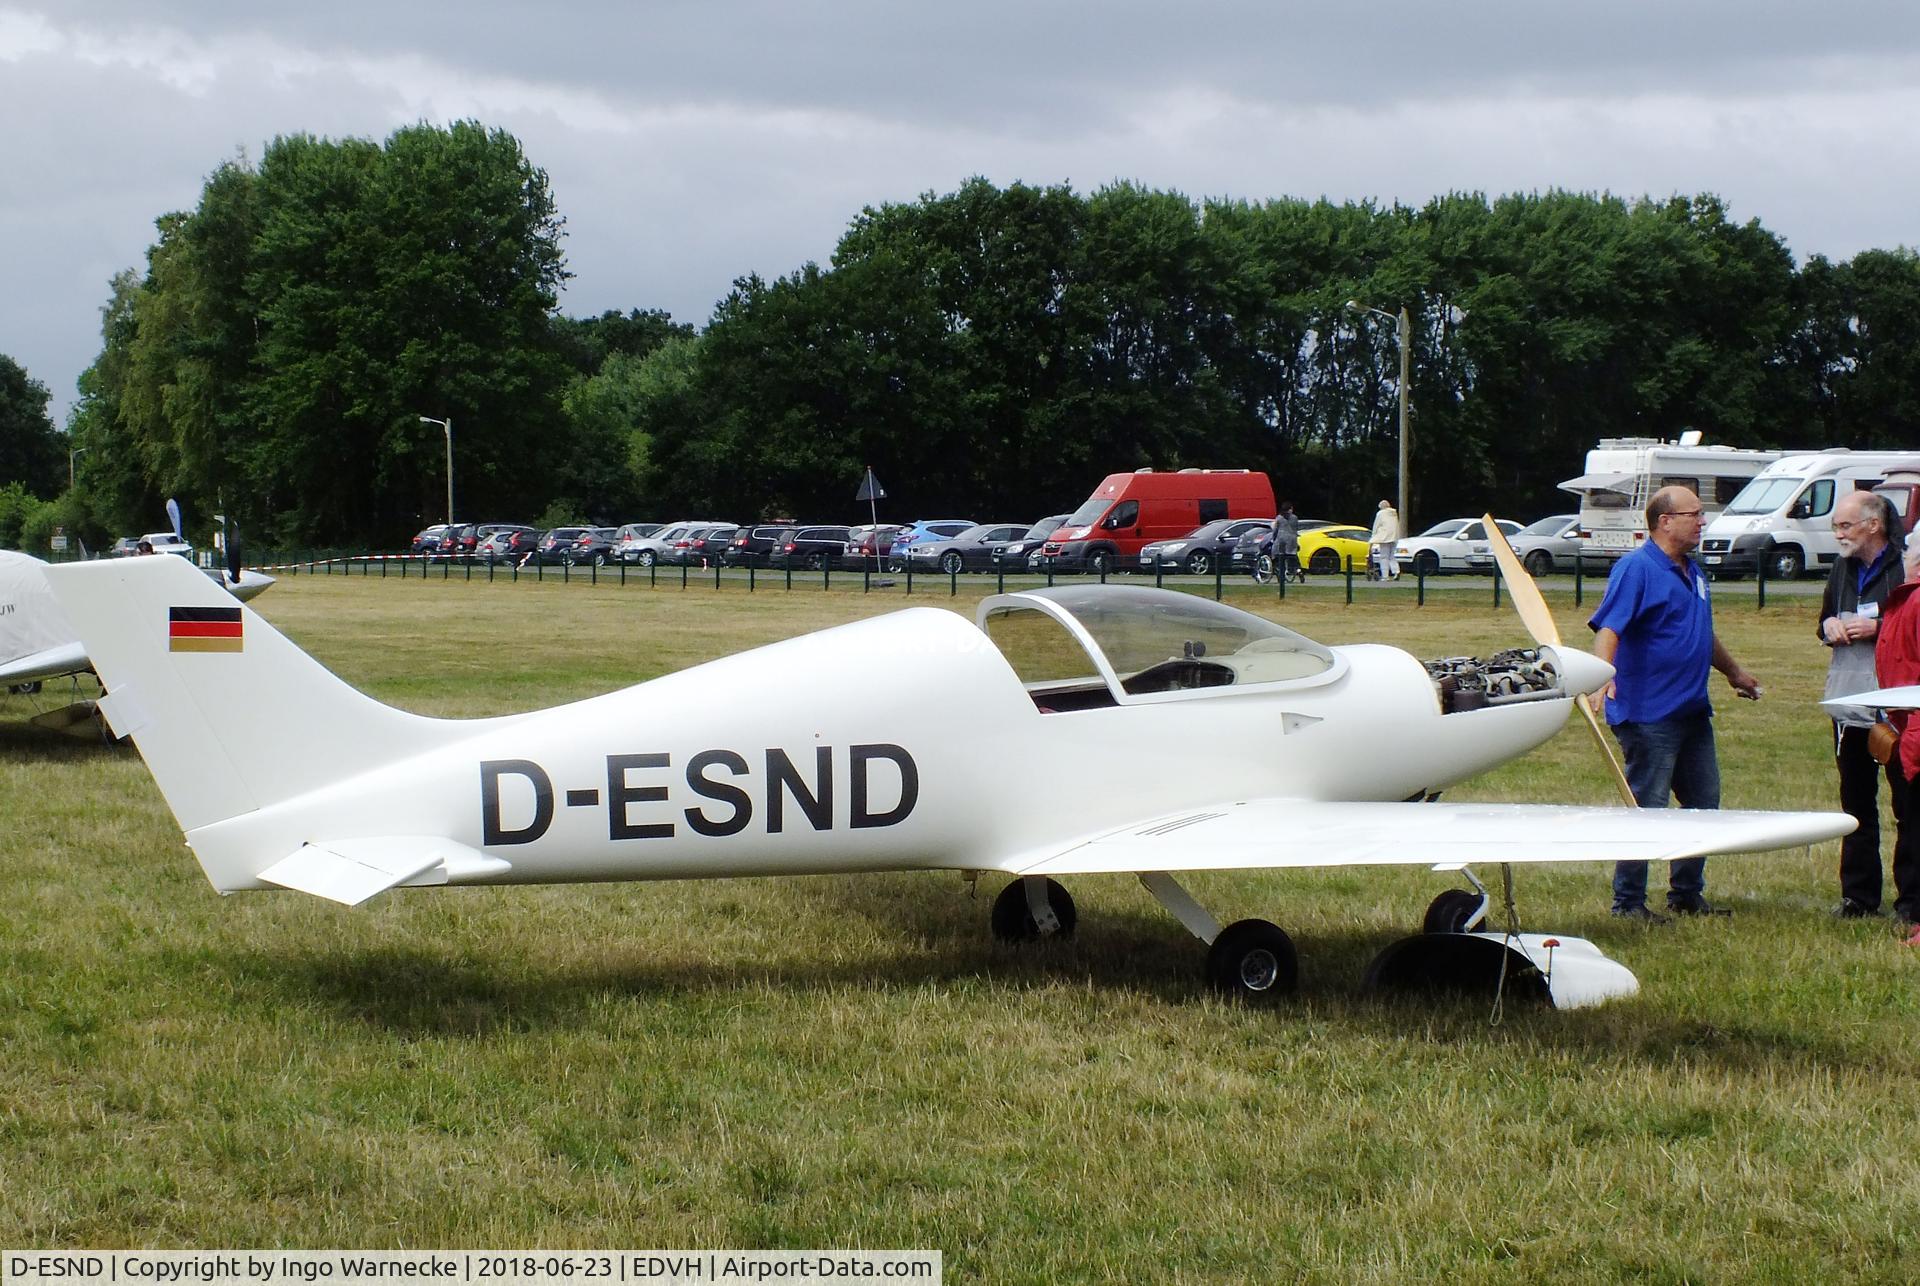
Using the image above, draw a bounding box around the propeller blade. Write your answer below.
[1577,692,1641,807]
[1482,513,1560,648]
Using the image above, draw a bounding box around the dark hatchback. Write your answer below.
[664,525,739,566]
[567,527,622,566]
[531,526,592,565]
[1139,518,1273,575]
[1228,518,1333,572]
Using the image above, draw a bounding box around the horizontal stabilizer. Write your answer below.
[1011,799,1856,877]
[259,836,511,906]
[1823,685,1920,713]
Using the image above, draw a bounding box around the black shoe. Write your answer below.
[1835,898,1883,920]
[1668,896,1732,917]
[1611,904,1672,925]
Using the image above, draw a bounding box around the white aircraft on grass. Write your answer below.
[2,549,272,696]
[44,539,1850,1009]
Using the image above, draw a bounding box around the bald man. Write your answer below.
[1589,485,1761,923]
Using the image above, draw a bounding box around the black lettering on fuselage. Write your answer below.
[766,747,832,833]
[608,752,672,840]
[684,749,752,836]
[481,759,554,845]
[849,743,919,828]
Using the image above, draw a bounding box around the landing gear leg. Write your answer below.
[991,876,1077,941]
[1138,871,1297,1002]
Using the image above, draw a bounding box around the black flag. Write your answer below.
[855,466,886,503]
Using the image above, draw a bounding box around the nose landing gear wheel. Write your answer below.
[991,877,1078,941]
[1206,918,1297,1002]
[1423,888,1490,935]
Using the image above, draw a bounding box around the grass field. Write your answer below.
[3,572,1917,1280]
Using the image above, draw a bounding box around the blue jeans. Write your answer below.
[1611,712,1721,911]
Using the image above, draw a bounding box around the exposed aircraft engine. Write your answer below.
[1426,648,1563,712]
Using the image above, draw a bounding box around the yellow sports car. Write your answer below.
[1295,524,1372,575]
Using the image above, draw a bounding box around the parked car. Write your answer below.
[1228,518,1334,572]
[775,525,853,570]
[724,525,797,568]
[1139,518,1273,576]
[136,531,195,559]
[531,526,592,565]
[843,524,905,571]
[431,523,477,560]
[622,521,725,566]
[609,523,663,564]
[1395,518,1523,577]
[906,523,1030,574]
[1465,514,1592,576]
[994,515,1068,570]
[663,524,739,567]
[567,527,622,566]
[888,520,976,570]
[1295,525,1372,575]
[409,524,451,554]
[468,524,537,562]
[473,529,517,561]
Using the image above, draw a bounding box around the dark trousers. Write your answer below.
[1835,722,1916,916]
[1611,713,1719,911]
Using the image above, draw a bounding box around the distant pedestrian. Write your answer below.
[1272,502,1301,583]
[1589,485,1761,923]
[1369,500,1400,580]
[1819,490,1909,921]
[136,539,154,555]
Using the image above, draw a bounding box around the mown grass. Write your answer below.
[3,572,1916,1280]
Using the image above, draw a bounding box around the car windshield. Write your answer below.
[1028,516,1067,539]
[1521,515,1576,535]
[1723,477,1801,515]
[1418,520,1469,538]
[1064,498,1110,527]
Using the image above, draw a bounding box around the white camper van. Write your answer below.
[1561,436,1782,565]
[1699,451,1920,579]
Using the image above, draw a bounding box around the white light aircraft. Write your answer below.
[2,549,272,695]
[45,543,1850,1009]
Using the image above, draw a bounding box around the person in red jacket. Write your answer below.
[1872,538,1920,944]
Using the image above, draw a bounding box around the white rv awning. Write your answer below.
[1558,472,1636,495]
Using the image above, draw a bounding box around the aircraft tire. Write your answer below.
[1206,918,1297,1002]
[1422,888,1484,935]
[990,877,1077,941]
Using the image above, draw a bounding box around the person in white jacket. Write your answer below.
[1369,500,1401,580]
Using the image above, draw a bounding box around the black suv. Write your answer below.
[775,525,852,570]
[723,525,797,568]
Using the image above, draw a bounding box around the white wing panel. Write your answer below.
[1011,799,1855,877]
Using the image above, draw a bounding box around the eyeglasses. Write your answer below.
[1663,510,1703,521]
[1832,519,1876,533]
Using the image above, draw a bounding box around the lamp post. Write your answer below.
[418,416,453,524]
[69,446,87,491]
[1345,300,1411,532]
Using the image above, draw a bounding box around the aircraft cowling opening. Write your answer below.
[1425,648,1566,713]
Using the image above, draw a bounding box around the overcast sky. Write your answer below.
[4,1,1917,428]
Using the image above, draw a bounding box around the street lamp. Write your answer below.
[1345,299,1411,533]
[418,416,453,525]
[69,446,87,491]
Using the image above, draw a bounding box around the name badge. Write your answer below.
[1862,601,1882,620]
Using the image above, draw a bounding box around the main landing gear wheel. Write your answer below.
[1422,888,1487,935]
[991,877,1077,941]
[1206,918,1297,1003]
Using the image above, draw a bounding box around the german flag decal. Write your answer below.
[169,605,243,653]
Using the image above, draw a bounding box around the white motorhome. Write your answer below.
[1560,436,1782,565]
[1700,451,1920,579]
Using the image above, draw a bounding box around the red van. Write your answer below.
[1039,469,1277,573]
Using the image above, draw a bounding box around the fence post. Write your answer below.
[1574,556,1583,608]
[1417,563,1426,607]
[1493,573,1501,611]
[1756,554,1767,610]
[1214,556,1223,602]
[1345,555,1354,605]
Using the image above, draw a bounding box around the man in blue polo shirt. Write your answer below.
[1590,485,1763,923]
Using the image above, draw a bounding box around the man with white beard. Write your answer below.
[1818,489,1910,921]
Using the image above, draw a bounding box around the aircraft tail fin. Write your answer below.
[43,557,461,833]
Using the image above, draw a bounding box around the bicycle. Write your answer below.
[1251,550,1302,586]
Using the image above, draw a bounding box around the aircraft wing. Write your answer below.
[1009,799,1855,877]
[0,641,91,687]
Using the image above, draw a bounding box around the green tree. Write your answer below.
[0,354,65,498]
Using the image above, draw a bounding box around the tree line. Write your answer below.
[3,121,1917,553]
